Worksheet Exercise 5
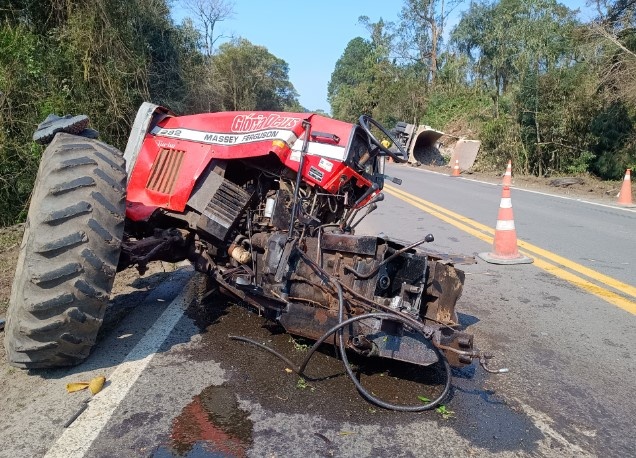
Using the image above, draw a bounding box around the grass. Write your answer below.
[418,395,456,419]
[289,336,310,351]
[0,228,23,249]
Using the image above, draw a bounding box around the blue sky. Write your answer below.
[173,1,594,114]
[206,0,401,113]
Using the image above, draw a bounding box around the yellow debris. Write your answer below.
[66,382,90,393]
[89,376,106,395]
[66,376,106,395]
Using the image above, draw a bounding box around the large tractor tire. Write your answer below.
[4,133,126,368]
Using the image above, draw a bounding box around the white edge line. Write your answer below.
[516,400,591,456]
[44,271,196,458]
[392,165,636,212]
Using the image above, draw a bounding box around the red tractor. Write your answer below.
[4,104,504,410]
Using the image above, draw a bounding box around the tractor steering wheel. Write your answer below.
[358,115,408,163]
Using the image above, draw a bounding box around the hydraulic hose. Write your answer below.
[230,247,452,412]
[231,312,451,411]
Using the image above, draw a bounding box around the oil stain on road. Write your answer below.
[153,385,253,457]
[147,295,554,456]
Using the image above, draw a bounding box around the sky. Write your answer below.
[172,1,595,114]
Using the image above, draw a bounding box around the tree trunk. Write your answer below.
[534,61,542,176]
[430,22,438,84]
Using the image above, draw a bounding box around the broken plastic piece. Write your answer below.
[66,375,106,395]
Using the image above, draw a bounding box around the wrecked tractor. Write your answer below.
[4,105,505,410]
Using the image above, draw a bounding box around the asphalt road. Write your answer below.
[384,164,634,285]
[0,164,634,458]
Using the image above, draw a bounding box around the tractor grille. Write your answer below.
[200,179,252,241]
[146,148,185,194]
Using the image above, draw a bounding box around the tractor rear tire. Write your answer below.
[4,133,126,368]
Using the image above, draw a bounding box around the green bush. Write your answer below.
[423,90,492,131]
[0,24,48,225]
[589,102,636,179]
[474,117,525,173]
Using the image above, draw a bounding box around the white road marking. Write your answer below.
[394,165,636,212]
[516,401,591,456]
[44,271,197,458]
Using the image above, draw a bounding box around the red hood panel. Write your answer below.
[126,111,367,220]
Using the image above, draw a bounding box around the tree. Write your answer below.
[212,38,299,111]
[452,0,577,93]
[448,0,618,177]
[396,0,462,86]
[453,1,516,99]
[182,0,234,56]
[583,0,636,176]
[328,38,375,102]
[176,18,226,114]
[327,19,407,124]
[0,0,193,224]
[327,37,378,121]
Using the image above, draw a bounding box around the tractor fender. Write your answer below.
[123,102,175,177]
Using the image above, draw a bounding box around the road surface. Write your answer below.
[0,163,634,457]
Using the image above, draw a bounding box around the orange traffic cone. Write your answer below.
[478,186,533,265]
[502,160,512,186]
[450,159,460,177]
[617,168,634,207]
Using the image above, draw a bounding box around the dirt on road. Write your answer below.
[0,224,24,317]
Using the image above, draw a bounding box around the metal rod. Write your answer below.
[344,234,434,280]
[246,210,257,284]
[288,120,312,240]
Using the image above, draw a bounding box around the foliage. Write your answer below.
[289,336,310,351]
[213,38,299,111]
[3,0,636,228]
[296,377,314,391]
[474,116,525,173]
[328,36,383,122]
[535,67,599,172]
[424,89,492,132]
[182,0,234,56]
[417,0,634,179]
[435,404,455,419]
[589,102,636,179]
[1,1,160,225]
[0,24,47,224]
[345,0,636,179]
[0,0,299,226]
[417,396,455,419]
[395,0,459,86]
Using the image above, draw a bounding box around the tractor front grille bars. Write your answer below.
[146,148,185,194]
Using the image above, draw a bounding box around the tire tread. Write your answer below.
[4,133,126,368]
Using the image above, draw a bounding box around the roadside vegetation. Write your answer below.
[1,0,635,227]
[0,0,301,226]
[329,0,636,180]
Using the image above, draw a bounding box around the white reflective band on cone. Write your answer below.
[496,220,515,231]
